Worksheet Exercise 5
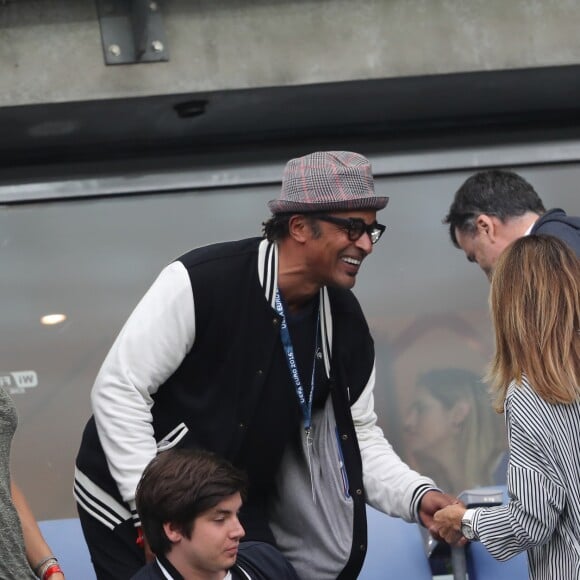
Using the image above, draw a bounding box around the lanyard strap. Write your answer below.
[274,289,319,432]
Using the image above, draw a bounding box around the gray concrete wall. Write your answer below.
[1,0,580,106]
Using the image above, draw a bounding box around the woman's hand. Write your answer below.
[431,503,466,544]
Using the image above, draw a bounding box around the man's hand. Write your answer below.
[432,503,467,545]
[418,490,456,528]
[418,491,468,544]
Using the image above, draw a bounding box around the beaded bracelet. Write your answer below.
[34,556,58,578]
[33,554,58,578]
[42,563,63,580]
[37,557,60,580]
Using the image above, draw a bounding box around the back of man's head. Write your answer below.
[136,448,247,556]
[444,169,546,247]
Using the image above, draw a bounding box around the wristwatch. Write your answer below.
[461,508,478,541]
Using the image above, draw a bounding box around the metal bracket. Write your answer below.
[96,0,169,65]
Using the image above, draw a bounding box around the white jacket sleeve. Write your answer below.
[91,261,195,509]
[352,363,436,522]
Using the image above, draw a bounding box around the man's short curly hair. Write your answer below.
[262,213,321,242]
[444,170,545,247]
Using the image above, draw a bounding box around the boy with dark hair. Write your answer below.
[131,449,297,580]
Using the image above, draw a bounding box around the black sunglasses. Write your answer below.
[313,214,386,244]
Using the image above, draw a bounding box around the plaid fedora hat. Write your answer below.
[268,151,389,214]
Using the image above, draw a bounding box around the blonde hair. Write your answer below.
[487,235,580,412]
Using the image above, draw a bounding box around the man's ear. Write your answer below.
[163,522,182,544]
[288,214,310,243]
[475,214,498,242]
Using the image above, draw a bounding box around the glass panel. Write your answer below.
[2,162,579,519]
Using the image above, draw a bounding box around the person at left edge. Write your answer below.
[0,386,65,580]
[74,151,455,580]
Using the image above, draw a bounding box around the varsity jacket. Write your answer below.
[75,238,435,580]
[531,208,580,256]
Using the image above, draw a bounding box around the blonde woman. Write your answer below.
[433,235,580,580]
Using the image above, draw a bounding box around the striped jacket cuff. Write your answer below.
[411,484,440,525]
[130,501,141,527]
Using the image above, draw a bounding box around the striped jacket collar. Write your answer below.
[258,239,332,376]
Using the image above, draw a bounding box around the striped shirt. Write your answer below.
[472,377,580,579]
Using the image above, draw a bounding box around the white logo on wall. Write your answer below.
[0,371,39,394]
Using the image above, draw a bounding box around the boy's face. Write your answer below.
[165,492,245,578]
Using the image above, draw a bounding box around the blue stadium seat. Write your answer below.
[38,518,96,580]
[463,485,528,580]
[359,506,432,580]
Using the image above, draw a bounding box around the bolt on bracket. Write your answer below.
[96,0,169,65]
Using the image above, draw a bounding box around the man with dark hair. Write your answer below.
[75,151,454,580]
[132,448,297,580]
[444,169,580,279]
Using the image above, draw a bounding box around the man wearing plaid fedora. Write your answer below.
[75,151,455,579]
